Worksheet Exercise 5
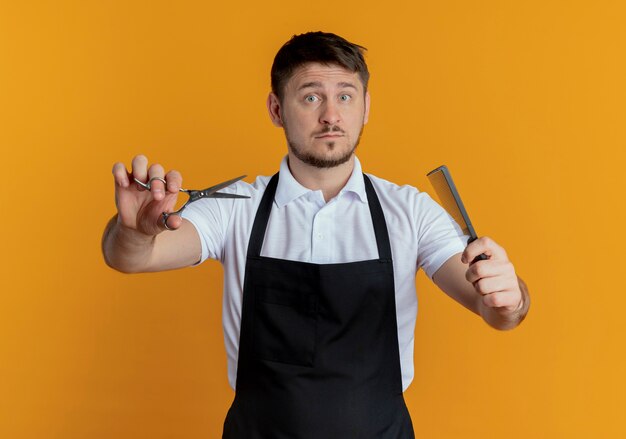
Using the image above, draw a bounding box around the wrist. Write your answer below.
[103,215,156,272]
[501,280,530,326]
[114,214,158,243]
[480,285,529,330]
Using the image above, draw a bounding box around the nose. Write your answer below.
[319,101,341,125]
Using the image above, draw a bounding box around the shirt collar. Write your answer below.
[274,155,368,208]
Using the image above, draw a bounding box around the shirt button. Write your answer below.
[317,233,323,239]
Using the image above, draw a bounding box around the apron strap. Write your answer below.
[247,173,279,258]
[246,172,393,261]
[363,174,393,262]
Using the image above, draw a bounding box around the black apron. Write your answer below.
[223,173,415,439]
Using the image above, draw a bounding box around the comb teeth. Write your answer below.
[426,166,477,240]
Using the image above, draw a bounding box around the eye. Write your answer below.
[305,95,319,103]
[339,94,351,102]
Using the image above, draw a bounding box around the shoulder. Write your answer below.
[213,173,275,222]
[222,173,273,198]
[365,172,435,209]
[364,172,450,237]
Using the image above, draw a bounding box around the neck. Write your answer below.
[287,153,355,202]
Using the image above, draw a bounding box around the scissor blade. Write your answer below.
[210,192,250,199]
[202,175,247,195]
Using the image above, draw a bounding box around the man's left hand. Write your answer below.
[461,237,523,315]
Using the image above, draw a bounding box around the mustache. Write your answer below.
[314,126,345,136]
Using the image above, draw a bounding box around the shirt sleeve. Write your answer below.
[415,192,469,279]
[180,187,237,265]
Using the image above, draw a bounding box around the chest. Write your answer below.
[261,193,379,263]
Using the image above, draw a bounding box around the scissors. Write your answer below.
[133,175,250,230]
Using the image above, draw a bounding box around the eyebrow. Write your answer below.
[297,81,359,91]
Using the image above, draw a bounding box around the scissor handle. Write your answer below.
[162,189,193,217]
[133,177,190,193]
[161,212,175,230]
[133,176,248,230]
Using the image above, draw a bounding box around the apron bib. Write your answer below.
[223,173,415,439]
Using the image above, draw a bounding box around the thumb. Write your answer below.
[161,213,183,231]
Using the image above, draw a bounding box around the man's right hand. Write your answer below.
[104,154,202,273]
[112,154,183,235]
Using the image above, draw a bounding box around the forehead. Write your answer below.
[285,62,363,92]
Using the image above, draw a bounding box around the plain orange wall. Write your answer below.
[1,1,625,437]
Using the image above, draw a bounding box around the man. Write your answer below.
[103,31,530,438]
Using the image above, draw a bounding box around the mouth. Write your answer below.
[314,126,345,139]
[315,134,344,139]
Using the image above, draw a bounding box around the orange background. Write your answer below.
[1,1,625,437]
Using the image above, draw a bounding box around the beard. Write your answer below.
[286,124,365,169]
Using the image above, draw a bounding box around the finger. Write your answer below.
[465,259,514,284]
[482,290,520,309]
[112,162,129,188]
[162,214,183,231]
[472,275,517,296]
[147,163,166,201]
[461,236,507,264]
[164,169,183,194]
[131,155,149,190]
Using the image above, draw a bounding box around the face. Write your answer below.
[267,62,370,169]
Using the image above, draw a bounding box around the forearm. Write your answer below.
[480,276,530,330]
[101,214,156,273]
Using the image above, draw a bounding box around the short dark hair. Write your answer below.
[271,31,370,101]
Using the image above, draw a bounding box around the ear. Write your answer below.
[363,91,371,125]
[267,92,284,127]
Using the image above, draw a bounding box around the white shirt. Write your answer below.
[182,156,468,392]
